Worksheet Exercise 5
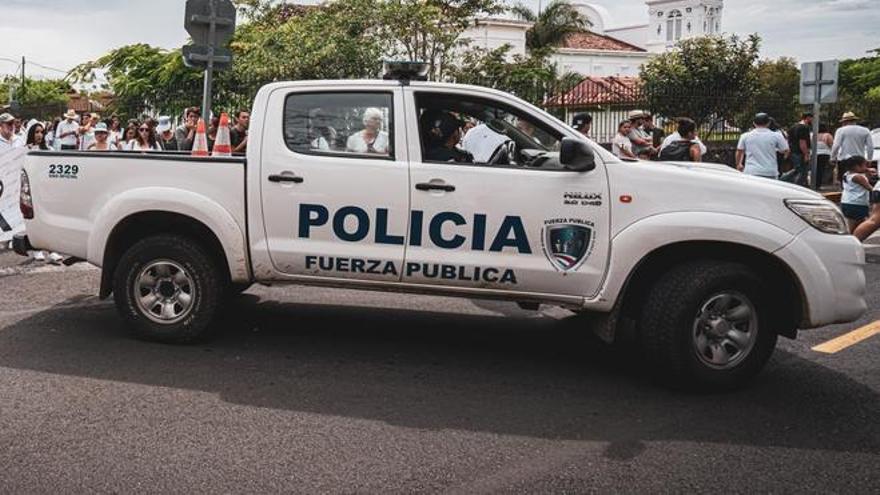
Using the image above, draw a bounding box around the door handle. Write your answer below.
[415,182,455,192]
[268,174,304,184]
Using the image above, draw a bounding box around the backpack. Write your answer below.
[659,140,694,162]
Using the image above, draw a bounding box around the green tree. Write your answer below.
[509,0,591,51]
[837,49,880,125]
[1,76,71,120]
[447,45,581,107]
[378,0,502,80]
[735,57,800,130]
[640,34,761,127]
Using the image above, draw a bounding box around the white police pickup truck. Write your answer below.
[14,72,867,388]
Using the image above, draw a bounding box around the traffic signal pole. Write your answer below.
[201,0,216,121]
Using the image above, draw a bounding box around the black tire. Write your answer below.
[227,282,252,299]
[113,234,223,344]
[639,261,778,390]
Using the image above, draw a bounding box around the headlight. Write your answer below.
[785,199,849,235]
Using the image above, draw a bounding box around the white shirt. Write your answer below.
[611,133,634,158]
[737,127,789,177]
[842,172,870,206]
[80,130,96,151]
[662,132,707,155]
[346,130,389,155]
[0,133,24,151]
[832,125,874,162]
[461,124,509,163]
[56,120,80,147]
[125,140,161,151]
[311,136,329,151]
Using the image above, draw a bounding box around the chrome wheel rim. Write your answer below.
[692,292,758,370]
[135,260,195,325]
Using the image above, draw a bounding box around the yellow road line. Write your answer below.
[812,321,880,354]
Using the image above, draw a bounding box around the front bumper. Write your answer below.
[12,234,33,257]
[775,228,867,328]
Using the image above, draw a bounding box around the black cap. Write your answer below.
[572,113,592,130]
[420,110,461,142]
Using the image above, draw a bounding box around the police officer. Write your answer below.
[420,110,473,163]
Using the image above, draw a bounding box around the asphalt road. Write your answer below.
[0,248,878,493]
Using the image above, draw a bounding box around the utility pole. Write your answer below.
[20,56,25,101]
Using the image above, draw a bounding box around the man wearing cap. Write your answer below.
[57,110,81,150]
[736,113,790,179]
[627,110,657,159]
[572,113,592,137]
[832,112,874,164]
[156,116,178,151]
[0,113,25,150]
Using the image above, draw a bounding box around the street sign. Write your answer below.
[182,45,232,71]
[185,0,236,47]
[182,0,237,123]
[800,60,839,105]
[799,60,840,191]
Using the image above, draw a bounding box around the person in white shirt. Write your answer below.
[661,120,708,156]
[125,124,162,151]
[0,113,24,150]
[736,113,790,179]
[831,112,874,164]
[56,110,81,150]
[346,107,390,155]
[612,120,636,159]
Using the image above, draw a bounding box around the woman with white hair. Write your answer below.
[346,107,389,155]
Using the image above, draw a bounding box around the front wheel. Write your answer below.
[639,261,778,390]
[113,234,223,344]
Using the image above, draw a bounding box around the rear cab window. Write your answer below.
[284,92,395,160]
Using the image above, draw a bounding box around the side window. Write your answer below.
[415,92,563,169]
[284,92,394,159]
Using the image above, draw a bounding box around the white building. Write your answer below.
[464,0,724,77]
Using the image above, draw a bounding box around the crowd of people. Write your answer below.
[0,107,251,154]
[571,108,879,239]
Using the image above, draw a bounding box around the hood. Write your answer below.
[648,159,823,199]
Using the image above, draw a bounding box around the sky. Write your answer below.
[1,0,878,79]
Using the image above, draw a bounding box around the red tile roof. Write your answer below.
[561,32,646,52]
[544,76,642,108]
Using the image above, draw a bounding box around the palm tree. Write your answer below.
[510,1,592,52]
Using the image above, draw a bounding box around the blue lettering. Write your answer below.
[472,214,487,251]
[299,204,328,238]
[382,262,399,276]
[351,258,366,273]
[430,212,466,249]
[406,262,421,276]
[375,209,404,245]
[409,210,424,246]
[333,206,370,242]
[490,217,532,254]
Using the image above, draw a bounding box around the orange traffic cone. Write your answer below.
[191,118,209,157]
[212,113,232,157]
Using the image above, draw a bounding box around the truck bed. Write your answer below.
[23,150,247,265]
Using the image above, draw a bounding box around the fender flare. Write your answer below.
[588,211,802,311]
[87,187,250,283]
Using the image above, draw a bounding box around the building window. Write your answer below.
[667,10,683,42]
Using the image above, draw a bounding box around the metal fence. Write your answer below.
[8,76,880,148]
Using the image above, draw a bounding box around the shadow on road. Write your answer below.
[1,294,878,460]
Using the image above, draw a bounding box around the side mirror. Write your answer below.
[559,137,596,172]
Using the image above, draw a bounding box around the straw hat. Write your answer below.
[64,109,78,120]
[628,110,646,120]
[839,111,860,123]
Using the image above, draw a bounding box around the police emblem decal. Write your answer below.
[541,219,595,272]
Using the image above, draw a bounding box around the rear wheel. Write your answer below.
[639,261,778,390]
[113,235,222,344]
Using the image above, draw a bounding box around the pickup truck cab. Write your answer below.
[16,74,867,388]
